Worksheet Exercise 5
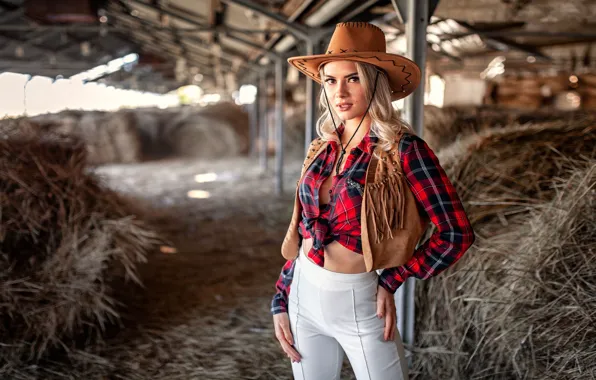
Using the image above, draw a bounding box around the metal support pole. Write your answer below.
[249,73,259,158]
[403,0,428,137]
[275,59,285,195]
[259,70,269,171]
[400,0,429,364]
[304,38,319,154]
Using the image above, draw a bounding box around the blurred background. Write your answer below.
[0,1,595,379]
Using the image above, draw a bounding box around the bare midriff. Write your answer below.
[301,238,367,274]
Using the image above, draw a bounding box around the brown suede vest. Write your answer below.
[281,134,431,272]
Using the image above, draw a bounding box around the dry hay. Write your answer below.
[2,110,142,166]
[283,104,307,159]
[0,134,162,363]
[435,118,596,225]
[167,111,242,159]
[131,105,247,160]
[0,116,43,139]
[423,105,596,151]
[411,119,596,379]
[195,102,250,154]
[77,111,142,165]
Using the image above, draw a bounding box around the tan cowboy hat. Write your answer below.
[288,22,421,101]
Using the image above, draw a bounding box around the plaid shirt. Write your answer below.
[271,129,475,315]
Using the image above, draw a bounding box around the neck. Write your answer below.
[340,114,372,146]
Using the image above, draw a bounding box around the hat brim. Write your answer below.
[288,52,421,101]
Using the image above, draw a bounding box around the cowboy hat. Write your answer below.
[288,22,421,101]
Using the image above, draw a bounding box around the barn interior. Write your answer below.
[0,0,595,379]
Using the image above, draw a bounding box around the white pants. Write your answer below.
[288,245,408,380]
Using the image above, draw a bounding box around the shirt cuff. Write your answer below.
[378,269,405,294]
[271,293,288,315]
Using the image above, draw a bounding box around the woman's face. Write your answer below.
[322,60,367,121]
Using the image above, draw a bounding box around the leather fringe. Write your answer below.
[365,172,406,244]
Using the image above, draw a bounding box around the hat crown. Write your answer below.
[325,22,386,55]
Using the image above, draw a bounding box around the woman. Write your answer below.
[271,22,475,380]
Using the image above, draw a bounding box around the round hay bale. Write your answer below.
[0,134,162,362]
[169,113,241,158]
[0,117,41,138]
[132,109,165,159]
[195,102,250,154]
[104,111,142,164]
[78,112,117,165]
[283,104,307,159]
[29,110,84,136]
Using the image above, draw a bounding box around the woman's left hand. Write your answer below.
[376,285,396,341]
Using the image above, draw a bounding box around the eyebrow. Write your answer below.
[323,72,359,79]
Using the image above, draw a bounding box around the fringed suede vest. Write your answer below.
[281,133,431,272]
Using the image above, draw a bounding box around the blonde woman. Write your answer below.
[271,22,475,380]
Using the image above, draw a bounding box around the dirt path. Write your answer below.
[78,156,358,379]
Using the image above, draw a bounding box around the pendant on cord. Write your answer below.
[336,149,346,175]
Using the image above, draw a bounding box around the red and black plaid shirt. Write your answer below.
[297,123,373,266]
[271,127,475,315]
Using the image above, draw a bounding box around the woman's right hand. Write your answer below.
[273,312,302,362]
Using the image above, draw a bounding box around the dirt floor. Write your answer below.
[79,156,359,380]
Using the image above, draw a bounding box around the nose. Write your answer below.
[335,80,348,99]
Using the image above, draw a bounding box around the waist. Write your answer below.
[298,245,377,290]
[301,239,367,274]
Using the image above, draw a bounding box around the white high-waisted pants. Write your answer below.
[288,245,408,380]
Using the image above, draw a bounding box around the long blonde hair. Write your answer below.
[316,61,412,155]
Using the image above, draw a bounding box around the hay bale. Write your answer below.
[4,110,142,166]
[283,104,307,159]
[413,161,596,379]
[412,120,596,379]
[169,113,241,158]
[195,102,250,154]
[78,112,142,165]
[105,111,142,164]
[436,119,596,224]
[0,134,162,362]
[423,106,596,151]
[29,110,83,136]
[132,109,165,159]
[0,116,42,138]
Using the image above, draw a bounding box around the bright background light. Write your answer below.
[235,84,257,105]
[0,71,180,117]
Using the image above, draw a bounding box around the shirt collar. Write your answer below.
[332,123,378,154]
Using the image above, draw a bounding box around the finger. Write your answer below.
[376,294,384,319]
[279,339,302,362]
[389,318,396,341]
[280,321,294,346]
[384,312,395,341]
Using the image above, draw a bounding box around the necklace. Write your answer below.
[323,71,380,175]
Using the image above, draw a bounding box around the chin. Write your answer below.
[342,112,365,121]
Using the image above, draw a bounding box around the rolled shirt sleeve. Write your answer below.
[271,259,296,315]
[379,133,476,293]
